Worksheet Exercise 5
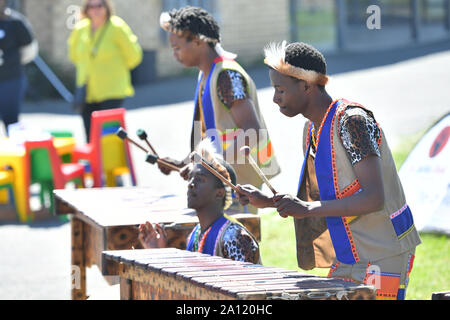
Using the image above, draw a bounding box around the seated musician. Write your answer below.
[139,140,261,264]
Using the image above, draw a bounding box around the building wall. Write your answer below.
[20,0,291,79]
[219,0,290,65]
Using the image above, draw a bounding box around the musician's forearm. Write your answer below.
[254,197,276,209]
[301,190,384,219]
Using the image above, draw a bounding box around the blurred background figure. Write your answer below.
[0,0,37,135]
[67,0,142,141]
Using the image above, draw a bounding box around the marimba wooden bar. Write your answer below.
[102,248,376,300]
[54,187,260,300]
[432,291,450,300]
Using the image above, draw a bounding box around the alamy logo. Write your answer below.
[366,5,381,30]
[66,5,81,30]
[365,264,382,291]
[71,265,81,289]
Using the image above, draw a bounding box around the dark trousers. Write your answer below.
[81,98,124,142]
[0,75,27,135]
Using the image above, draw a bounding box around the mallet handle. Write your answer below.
[116,128,149,153]
[247,154,277,195]
[158,158,181,172]
[198,158,238,193]
[137,129,159,156]
[128,138,149,153]
[145,141,158,157]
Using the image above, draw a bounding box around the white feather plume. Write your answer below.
[193,138,233,210]
[263,40,287,68]
[215,43,237,60]
[159,12,171,30]
[195,138,223,162]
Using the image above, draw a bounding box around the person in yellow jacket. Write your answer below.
[68,0,142,140]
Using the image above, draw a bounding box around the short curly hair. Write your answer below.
[285,42,327,75]
[164,6,220,48]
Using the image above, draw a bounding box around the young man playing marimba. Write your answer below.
[155,6,280,214]
[139,140,261,264]
[236,41,421,300]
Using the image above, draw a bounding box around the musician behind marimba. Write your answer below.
[138,140,261,264]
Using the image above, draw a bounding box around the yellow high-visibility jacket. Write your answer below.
[68,16,142,103]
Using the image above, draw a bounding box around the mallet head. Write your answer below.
[116,127,128,140]
[145,153,158,165]
[136,129,148,140]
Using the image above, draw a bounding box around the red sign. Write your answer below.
[429,126,450,158]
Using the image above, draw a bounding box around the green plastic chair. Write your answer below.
[48,130,74,163]
[25,139,84,215]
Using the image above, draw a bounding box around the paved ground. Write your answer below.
[1,40,450,299]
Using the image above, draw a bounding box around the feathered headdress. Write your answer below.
[263,41,329,86]
[192,139,235,210]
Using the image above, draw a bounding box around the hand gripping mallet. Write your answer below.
[145,153,181,172]
[189,151,238,193]
[136,129,158,157]
[240,146,277,195]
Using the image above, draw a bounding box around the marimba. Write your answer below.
[54,186,260,300]
[102,248,376,300]
[432,291,450,300]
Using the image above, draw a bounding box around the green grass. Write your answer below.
[258,127,450,299]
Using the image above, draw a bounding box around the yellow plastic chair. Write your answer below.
[0,148,31,222]
[101,134,132,187]
[0,169,15,209]
[72,108,136,187]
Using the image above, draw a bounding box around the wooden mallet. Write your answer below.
[116,127,149,153]
[190,151,238,193]
[146,153,181,172]
[136,129,158,156]
[240,146,277,195]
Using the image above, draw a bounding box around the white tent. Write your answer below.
[399,112,450,235]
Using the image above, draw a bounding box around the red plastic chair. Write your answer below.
[72,108,136,187]
[24,138,85,212]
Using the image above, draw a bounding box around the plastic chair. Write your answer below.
[24,138,85,213]
[48,130,74,163]
[72,108,136,187]
[48,130,74,138]
[0,153,31,222]
[0,169,15,208]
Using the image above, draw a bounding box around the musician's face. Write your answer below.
[169,33,201,67]
[269,69,310,118]
[187,164,225,210]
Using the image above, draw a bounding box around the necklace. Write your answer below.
[310,99,339,149]
[193,225,212,252]
[311,125,318,149]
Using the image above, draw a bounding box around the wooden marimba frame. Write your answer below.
[102,248,376,300]
[54,187,260,300]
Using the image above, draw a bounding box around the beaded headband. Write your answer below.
[263,41,329,86]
